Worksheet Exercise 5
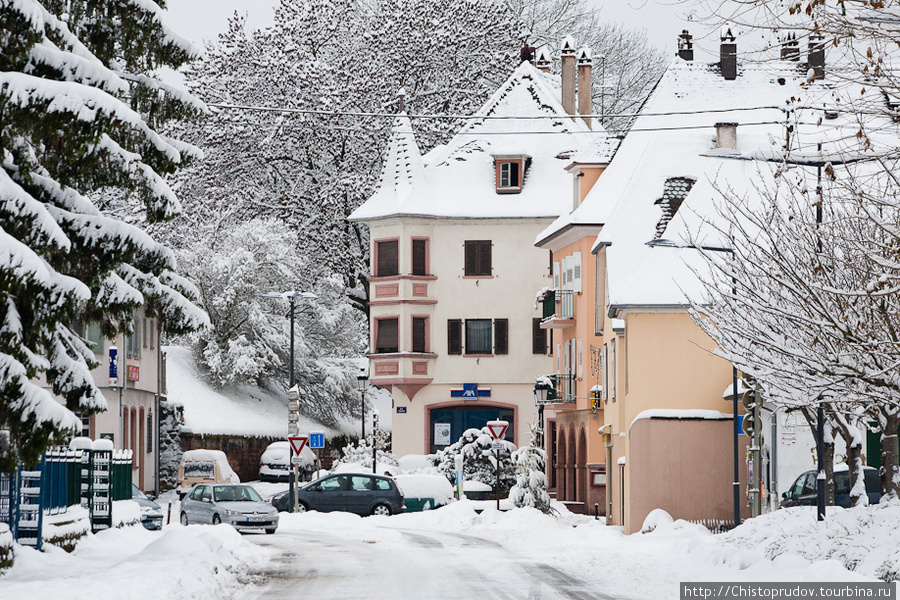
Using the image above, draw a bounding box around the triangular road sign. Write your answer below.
[288,435,309,455]
[486,420,509,440]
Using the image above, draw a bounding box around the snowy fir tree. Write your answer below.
[509,443,552,514]
[434,427,517,494]
[176,218,366,427]
[0,0,208,470]
[336,431,397,471]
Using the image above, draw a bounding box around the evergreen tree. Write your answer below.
[0,0,207,470]
[509,434,552,513]
[434,427,517,494]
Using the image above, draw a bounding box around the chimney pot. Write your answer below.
[561,36,577,116]
[808,33,825,80]
[577,47,592,128]
[521,42,535,64]
[535,46,551,73]
[720,24,737,81]
[780,31,800,61]
[715,122,738,150]
[677,30,694,61]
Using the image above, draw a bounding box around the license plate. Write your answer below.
[246,517,265,523]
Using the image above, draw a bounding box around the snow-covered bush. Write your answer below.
[335,433,397,472]
[434,427,517,495]
[0,523,12,573]
[509,444,552,514]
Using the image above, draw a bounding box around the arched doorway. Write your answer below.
[576,428,587,503]
[556,429,568,501]
[566,427,576,501]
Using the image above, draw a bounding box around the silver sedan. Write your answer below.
[180,483,279,534]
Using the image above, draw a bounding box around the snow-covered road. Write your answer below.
[248,524,631,600]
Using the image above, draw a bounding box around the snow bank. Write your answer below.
[0,523,269,599]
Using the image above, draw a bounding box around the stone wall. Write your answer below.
[158,401,184,491]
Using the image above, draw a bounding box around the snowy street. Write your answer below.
[250,520,623,600]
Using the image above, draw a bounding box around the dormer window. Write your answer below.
[494,154,530,194]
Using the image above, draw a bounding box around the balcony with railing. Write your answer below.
[539,289,575,329]
[534,373,577,405]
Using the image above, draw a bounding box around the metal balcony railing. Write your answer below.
[535,373,576,405]
[540,289,574,322]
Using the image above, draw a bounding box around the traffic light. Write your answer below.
[741,412,758,437]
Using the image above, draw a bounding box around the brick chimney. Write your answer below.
[561,36,576,116]
[535,46,551,73]
[720,24,737,81]
[677,30,693,61]
[577,47,592,129]
[780,31,800,61]
[521,42,535,64]
[808,33,825,80]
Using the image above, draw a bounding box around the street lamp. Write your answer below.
[357,367,369,442]
[260,289,317,513]
[533,377,552,448]
[646,238,741,527]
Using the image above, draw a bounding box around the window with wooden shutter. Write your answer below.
[532,318,547,354]
[447,319,462,355]
[552,262,560,289]
[572,252,582,293]
[494,319,508,355]
[375,318,399,353]
[464,241,491,276]
[412,317,427,353]
[411,239,428,276]
[376,240,399,277]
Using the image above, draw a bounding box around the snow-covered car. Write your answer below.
[259,441,315,482]
[780,465,880,508]
[176,449,239,499]
[272,473,405,516]
[132,484,163,530]
[180,483,279,534]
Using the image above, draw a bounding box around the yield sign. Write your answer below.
[288,435,309,455]
[486,420,509,440]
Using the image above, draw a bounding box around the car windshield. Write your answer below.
[213,485,263,503]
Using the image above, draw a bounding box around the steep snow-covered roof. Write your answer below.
[569,55,866,312]
[349,61,612,221]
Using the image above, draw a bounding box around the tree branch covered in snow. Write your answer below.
[0,0,206,470]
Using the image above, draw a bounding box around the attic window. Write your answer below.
[494,155,530,194]
[654,177,696,238]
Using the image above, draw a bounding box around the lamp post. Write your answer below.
[646,238,741,527]
[260,290,317,514]
[533,377,552,449]
[357,368,369,442]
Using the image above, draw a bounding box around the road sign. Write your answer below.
[288,435,309,455]
[291,455,304,466]
[309,432,325,449]
[486,420,509,440]
[491,441,505,451]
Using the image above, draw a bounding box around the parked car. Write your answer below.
[176,449,239,499]
[259,441,315,482]
[132,484,163,530]
[180,483,279,534]
[780,465,881,508]
[272,473,405,516]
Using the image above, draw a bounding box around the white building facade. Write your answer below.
[351,51,608,456]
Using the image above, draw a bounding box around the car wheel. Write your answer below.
[296,502,309,513]
[371,503,392,516]
[265,527,277,534]
[180,512,188,526]
[212,514,221,525]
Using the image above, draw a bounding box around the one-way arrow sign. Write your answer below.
[486,420,509,440]
[288,435,309,455]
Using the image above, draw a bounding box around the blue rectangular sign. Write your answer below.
[450,384,491,398]
[309,432,325,449]
[396,407,407,414]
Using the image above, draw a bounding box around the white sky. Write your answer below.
[162,0,720,57]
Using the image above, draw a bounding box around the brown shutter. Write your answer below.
[412,317,427,353]
[494,319,508,355]
[532,318,547,354]
[376,240,398,277]
[510,162,520,187]
[447,319,462,354]
[464,241,476,276]
[479,241,492,276]
[412,239,427,276]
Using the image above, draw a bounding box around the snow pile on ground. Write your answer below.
[714,500,900,581]
[0,523,269,600]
